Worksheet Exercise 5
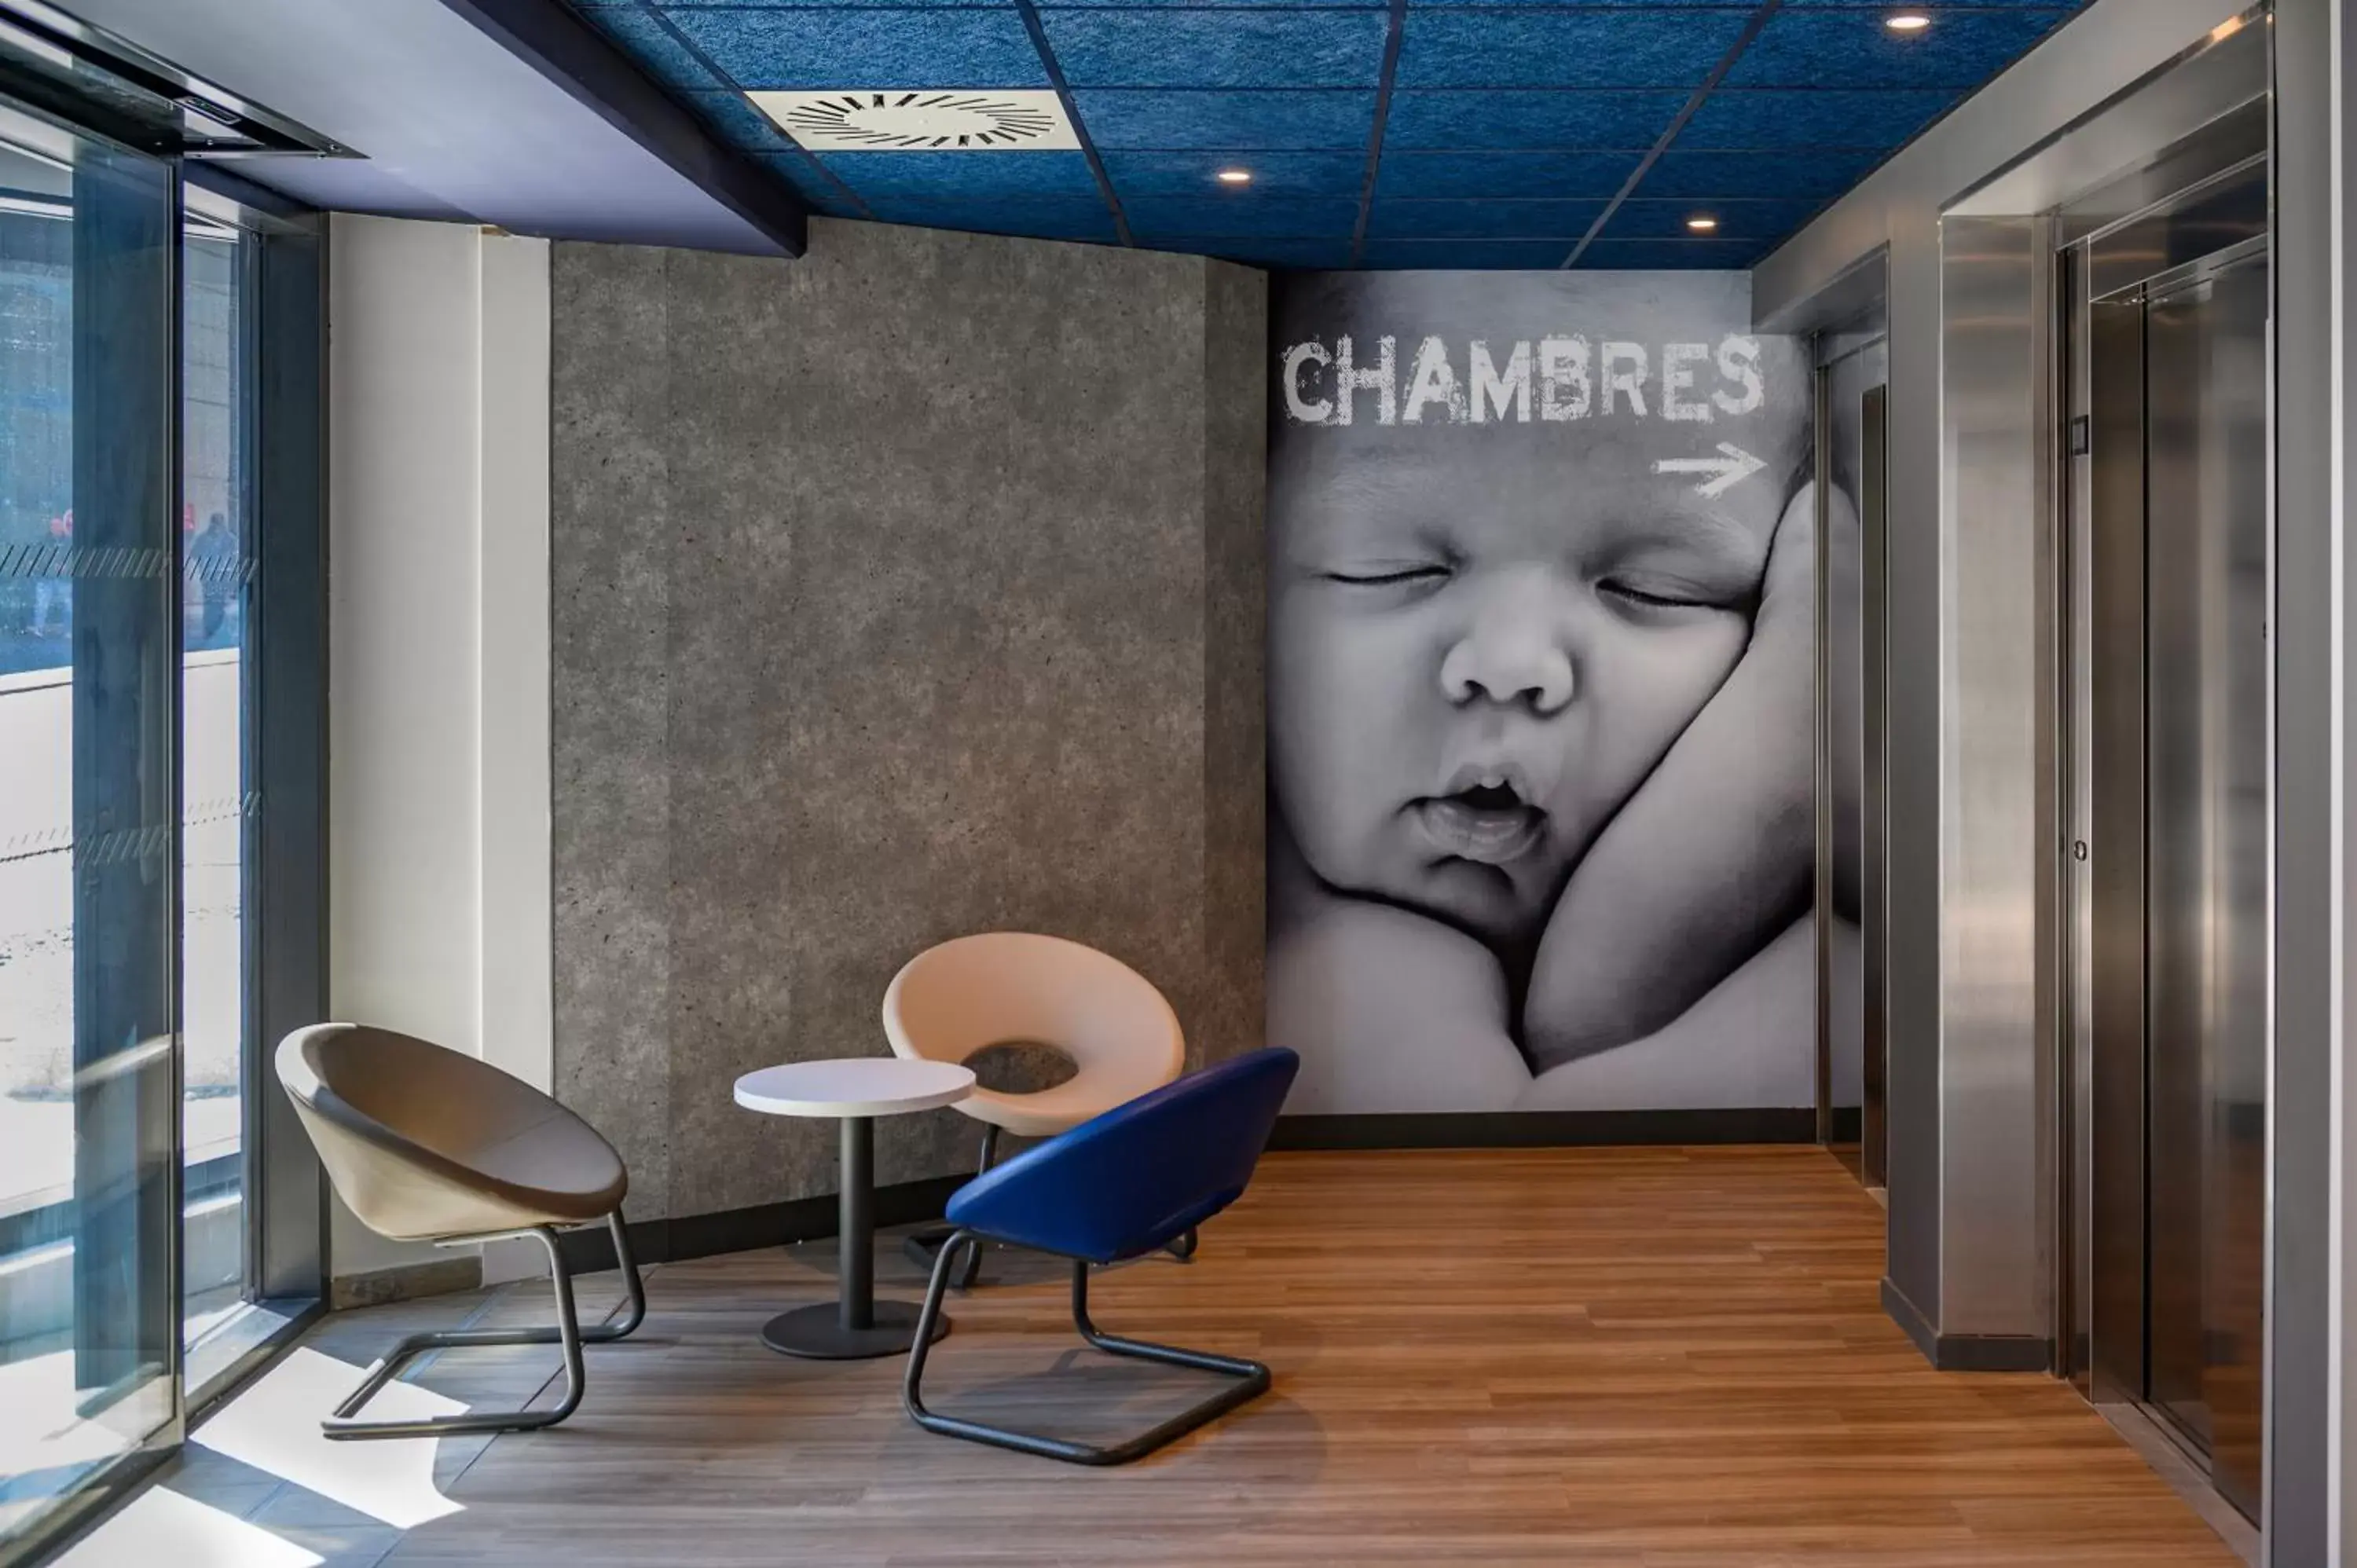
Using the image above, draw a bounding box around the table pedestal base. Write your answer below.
[760,1299,948,1361]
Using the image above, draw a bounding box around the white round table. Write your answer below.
[733,1057,975,1360]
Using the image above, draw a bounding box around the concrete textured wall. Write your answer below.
[551,219,1267,1223]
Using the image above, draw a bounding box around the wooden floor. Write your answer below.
[159,1148,2240,1567]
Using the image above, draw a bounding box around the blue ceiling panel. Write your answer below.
[662,8,1051,90]
[1383,90,1688,150]
[1728,9,2078,88]
[556,0,2098,267]
[1369,199,1605,240]
[1607,197,1827,240]
[1580,238,1771,269]
[1678,87,1964,148]
[637,0,1004,7]
[1127,193,1360,237]
[1641,147,1883,199]
[681,88,794,149]
[1783,0,2077,7]
[571,5,717,92]
[1102,149,1366,197]
[1395,12,1754,90]
[1043,0,1378,8]
[1174,239,1358,269]
[1376,149,1641,200]
[815,149,1103,199]
[1359,240,1576,269]
[1073,89,1376,148]
[1040,10,1390,88]
[864,196,1120,241]
[750,156,868,215]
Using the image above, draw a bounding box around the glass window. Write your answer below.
[0,97,183,1545]
[180,212,250,1357]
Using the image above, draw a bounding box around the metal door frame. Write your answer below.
[2054,143,2273,1524]
[1809,325,1890,1181]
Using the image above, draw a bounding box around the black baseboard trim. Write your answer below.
[1881,1276,2051,1372]
[559,1117,1860,1273]
[1882,1275,1939,1362]
[558,1174,969,1274]
[1269,1107,1820,1151]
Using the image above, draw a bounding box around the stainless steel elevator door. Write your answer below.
[2139,251,2267,1518]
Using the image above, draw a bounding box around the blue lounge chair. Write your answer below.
[901,1046,1299,1465]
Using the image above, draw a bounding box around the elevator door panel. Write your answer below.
[2139,253,2267,1520]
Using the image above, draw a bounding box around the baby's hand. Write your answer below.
[1520,481,1848,1070]
[1270,896,1533,1113]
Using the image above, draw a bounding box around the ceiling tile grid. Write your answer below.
[561,0,2097,269]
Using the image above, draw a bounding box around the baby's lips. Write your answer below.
[1437,748,1560,811]
[1415,795,1547,866]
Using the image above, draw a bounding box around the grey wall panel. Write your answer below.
[550,219,1269,1222]
[1200,259,1270,1077]
[551,241,676,1222]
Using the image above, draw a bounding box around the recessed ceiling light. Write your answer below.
[1686,214,1719,233]
[1886,11,1932,31]
[1216,168,1252,185]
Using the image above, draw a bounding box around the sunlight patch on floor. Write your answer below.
[51,1485,322,1568]
[191,1347,467,1529]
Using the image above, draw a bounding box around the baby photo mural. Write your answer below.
[1267,269,1832,1116]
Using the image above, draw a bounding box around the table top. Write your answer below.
[733,1057,976,1118]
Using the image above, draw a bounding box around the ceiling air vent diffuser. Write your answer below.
[747,90,1079,151]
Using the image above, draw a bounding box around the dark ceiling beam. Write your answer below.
[1012,0,1132,247]
[437,0,808,258]
[1561,0,1784,269]
[1348,0,1408,269]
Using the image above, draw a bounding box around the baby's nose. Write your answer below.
[1439,588,1574,714]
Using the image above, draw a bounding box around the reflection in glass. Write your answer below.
[0,103,182,1546]
[181,216,251,1355]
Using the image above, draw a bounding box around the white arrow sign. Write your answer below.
[1654,441,1765,500]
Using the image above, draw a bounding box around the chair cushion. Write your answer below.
[883,935,1185,1139]
[945,1048,1298,1263]
[279,1025,627,1240]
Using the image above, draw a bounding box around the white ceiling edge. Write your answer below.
[52,0,791,255]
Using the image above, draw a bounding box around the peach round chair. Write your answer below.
[884,932,1187,1283]
[276,1023,645,1439]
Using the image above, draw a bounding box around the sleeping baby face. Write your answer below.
[1268,273,1808,947]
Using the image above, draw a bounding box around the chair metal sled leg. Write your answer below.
[323,1210,647,1441]
[902,1229,1270,1466]
[903,1126,999,1288]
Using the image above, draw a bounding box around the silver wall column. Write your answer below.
[1757,0,2344,1552]
[1937,211,2056,1350]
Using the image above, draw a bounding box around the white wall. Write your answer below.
[326,214,553,1284]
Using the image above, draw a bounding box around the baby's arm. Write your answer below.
[1269,895,1531,1114]
[1520,482,1848,1071]
[1515,915,1816,1110]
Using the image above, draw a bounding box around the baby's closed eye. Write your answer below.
[1318,559,1454,593]
[1595,570,1751,616]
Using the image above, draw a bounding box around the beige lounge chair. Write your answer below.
[275,1023,645,1440]
[883,932,1189,1283]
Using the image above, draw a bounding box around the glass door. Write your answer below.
[0,92,185,1547]
[179,206,247,1363]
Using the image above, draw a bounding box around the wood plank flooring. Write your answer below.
[183,1148,2244,1566]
